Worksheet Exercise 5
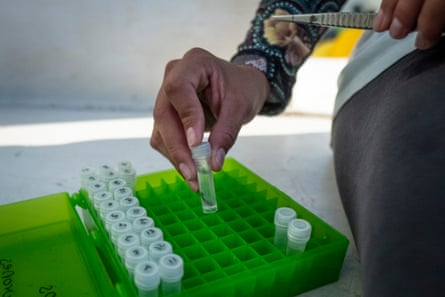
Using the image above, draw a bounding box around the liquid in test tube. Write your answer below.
[191,142,218,213]
[134,260,160,297]
[159,254,184,296]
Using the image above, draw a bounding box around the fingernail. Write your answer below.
[186,127,196,147]
[214,148,225,170]
[389,18,405,38]
[373,9,384,31]
[179,163,192,180]
[188,180,199,192]
[415,32,433,50]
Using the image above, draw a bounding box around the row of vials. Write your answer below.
[274,207,312,255]
[80,161,184,297]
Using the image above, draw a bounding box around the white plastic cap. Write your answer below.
[133,216,154,232]
[119,196,139,211]
[149,240,173,262]
[158,254,184,281]
[113,186,133,200]
[104,210,126,231]
[274,207,297,227]
[93,191,113,207]
[117,160,133,172]
[141,227,163,247]
[111,221,133,243]
[191,142,211,159]
[125,246,149,268]
[98,164,114,176]
[127,206,147,221]
[134,260,160,290]
[108,178,127,192]
[117,233,141,258]
[287,218,312,241]
[88,182,107,197]
[99,200,119,218]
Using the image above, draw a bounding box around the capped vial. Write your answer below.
[133,216,155,232]
[87,182,107,201]
[191,142,218,214]
[159,254,184,296]
[101,170,118,186]
[286,218,312,255]
[111,221,133,244]
[108,178,127,193]
[274,207,297,251]
[93,191,113,209]
[82,174,100,192]
[99,200,120,219]
[127,206,147,221]
[117,232,141,259]
[118,167,137,189]
[97,164,114,177]
[114,186,133,200]
[134,260,160,297]
[149,240,173,263]
[80,167,96,189]
[125,246,149,278]
[141,227,164,249]
[119,196,140,212]
[117,160,133,173]
[104,210,126,231]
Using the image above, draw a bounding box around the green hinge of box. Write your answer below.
[0,158,349,297]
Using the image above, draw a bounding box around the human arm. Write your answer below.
[373,0,445,49]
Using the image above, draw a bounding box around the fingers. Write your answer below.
[374,0,445,49]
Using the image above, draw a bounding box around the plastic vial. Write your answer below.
[134,260,160,297]
[133,216,155,232]
[159,254,184,296]
[93,191,113,210]
[111,221,133,244]
[140,227,163,249]
[274,207,297,251]
[101,170,118,186]
[191,142,218,213]
[125,246,149,278]
[119,196,140,212]
[149,240,173,263]
[127,206,147,221]
[286,218,312,255]
[97,164,114,177]
[80,167,96,189]
[108,178,127,193]
[117,160,133,173]
[104,210,126,231]
[117,233,141,259]
[87,182,107,201]
[119,167,137,189]
[114,186,133,200]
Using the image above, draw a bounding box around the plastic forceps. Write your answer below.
[272,12,377,30]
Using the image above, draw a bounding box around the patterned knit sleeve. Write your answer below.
[231,0,346,115]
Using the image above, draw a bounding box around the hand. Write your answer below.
[150,48,269,191]
[373,0,445,49]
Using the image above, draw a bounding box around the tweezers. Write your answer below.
[272,12,377,30]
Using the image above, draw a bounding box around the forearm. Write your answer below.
[232,0,346,115]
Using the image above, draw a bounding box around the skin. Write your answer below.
[151,1,445,191]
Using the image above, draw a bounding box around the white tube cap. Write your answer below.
[119,196,139,211]
[287,218,312,241]
[274,207,297,227]
[104,210,126,231]
[127,206,147,221]
[117,233,141,258]
[149,240,173,262]
[125,246,149,268]
[141,227,163,247]
[133,216,155,232]
[191,142,211,158]
[108,178,127,193]
[113,186,133,200]
[134,260,160,291]
[159,254,184,281]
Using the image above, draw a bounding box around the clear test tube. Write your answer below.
[127,206,147,222]
[108,178,127,193]
[111,221,133,245]
[286,218,312,255]
[80,167,96,190]
[119,196,140,213]
[114,186,134,200]
[104,210,126,231]
[117,233,141,259]
[133,216,155,233]
[159,254,184,296]
[118,167,137,189]
[140,227,163,249]
[134,260,160,297]
[125,246,149,278]
[274,207,297,251]
[148,240,173,263]
[191,142,218,214]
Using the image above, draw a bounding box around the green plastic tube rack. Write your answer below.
[0,158,349,297]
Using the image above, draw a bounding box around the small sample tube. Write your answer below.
[111,221,133,244]
[133,216,155,232]
[159,254,184,296]
[191,142,218,213]
[87,182,107,201]
[80,167,96,189]
[119,167,137,189]
[97,164,114,177]
[127,206,147,221]
[286,218,312,255]
[114,186,134,200]
[119,196,140,212]
[117,233,141,259]
[104,210,126,231]
[108,178,127,193]
[140,227,164,249]
[117,160,133,173]
[99,200,120,219]
[134,260,160,297]
[149,240,173,263]
[274,207,297,250]
[125,246,149,278]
